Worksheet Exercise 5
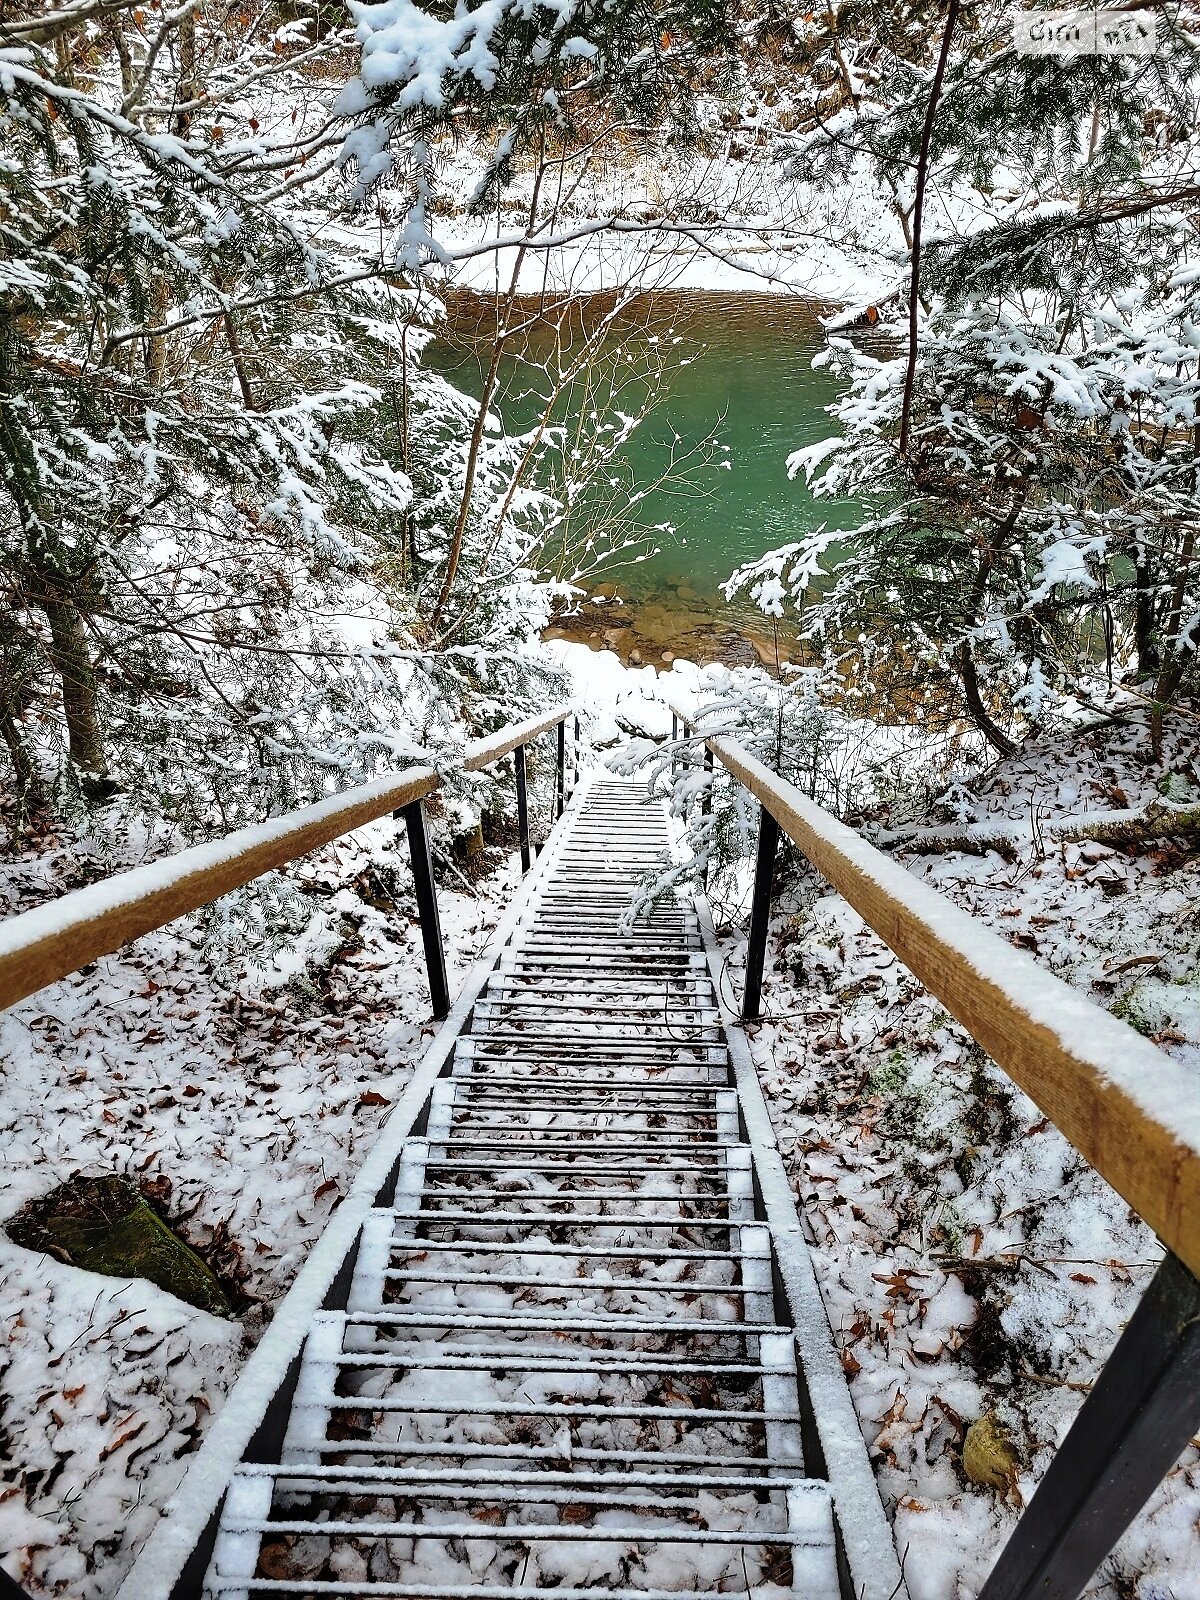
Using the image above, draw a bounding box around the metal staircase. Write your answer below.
[201,773,899,1600]
[9,694,1198,1600]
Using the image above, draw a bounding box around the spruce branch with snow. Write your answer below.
[336,0,738,233]
[615,662,952,922]
[745,0,1200,755]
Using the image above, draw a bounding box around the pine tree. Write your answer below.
[0,3,570,831]
[743,0,1200,751]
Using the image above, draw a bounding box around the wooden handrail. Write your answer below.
[0,704,574,1015]
[664,695,1200,1281]
[462,705,573,771]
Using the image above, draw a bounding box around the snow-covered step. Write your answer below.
[455,1059,730,1083]
[478,973,711,992]
[449,1087,727,1107]
[383,1207,747,1230]
[462,1038,728,1060]
[472,995,719,1020]
[443,1102,730,1122]
[203,772,879,1600]
[369,1219,770,1267]
[206,1470,838,1600]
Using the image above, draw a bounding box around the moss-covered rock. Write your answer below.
[6,1174,233,1318]
[962,1412,1021,1496]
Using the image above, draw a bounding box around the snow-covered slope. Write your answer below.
[736,710,1200,1600]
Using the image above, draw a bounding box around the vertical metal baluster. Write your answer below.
[975,1250,1200,1600]
[742,803,779,1023]
[555,717,566,819]
[571,715,581,803]
[671,711,679,777]
[401,799,449,1019]
[699,738,715,891]
[515,742,531,873]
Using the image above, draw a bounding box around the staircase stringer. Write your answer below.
[678,829,910,1600]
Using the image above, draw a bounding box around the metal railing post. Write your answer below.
[0,1561,33,1598]
[742,803,779,1023]
[555,717,566,819]
[515,742,531,873]
[701,742,714,890]
[671,711,679,777]
[401,799,449,1019]
[571,715,581,802]
[975,1250,1200,1600]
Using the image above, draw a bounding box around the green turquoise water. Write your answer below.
[428,291,861,651]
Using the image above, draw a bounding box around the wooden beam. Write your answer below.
[0,769,439,1015]
[462,705,575,771]
[665,697,1200,1280]
[0,704,574,1015]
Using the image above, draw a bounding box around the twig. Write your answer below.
[1019,1368,1093,1394]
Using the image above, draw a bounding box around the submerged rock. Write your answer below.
[6,1174,234,1317]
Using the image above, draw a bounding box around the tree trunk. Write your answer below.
[176,10,199,135]
[1134,545,1159,678]
[145,274,170,386]
[898,0,960,460]
[1150,500,1198,756]
[39,592,108,775]
[1055,796,1200,849]
[955,640,1018,757]
[223,311,257,411]
[889,797,1200,857]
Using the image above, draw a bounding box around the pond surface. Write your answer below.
[428,291,862,667]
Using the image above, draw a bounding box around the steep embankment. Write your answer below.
[0,811,526,1596]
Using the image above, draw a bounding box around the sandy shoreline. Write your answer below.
[543,589,800,673]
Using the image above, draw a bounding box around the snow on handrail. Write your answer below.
[0,702,574,1014]
[662,692,1200,1281]
[462,704,575,770]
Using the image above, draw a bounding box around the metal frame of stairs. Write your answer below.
[179,774,904,1600]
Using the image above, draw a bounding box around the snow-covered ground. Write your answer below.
[733,708,1200,1600]
[4,640,1198,1600]
[0,800,535,1595]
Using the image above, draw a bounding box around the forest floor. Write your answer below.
[722,706,1200,1600]
[0,795,537,1597]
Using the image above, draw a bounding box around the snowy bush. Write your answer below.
[739,1,1200,756]
[615,662,957,922]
